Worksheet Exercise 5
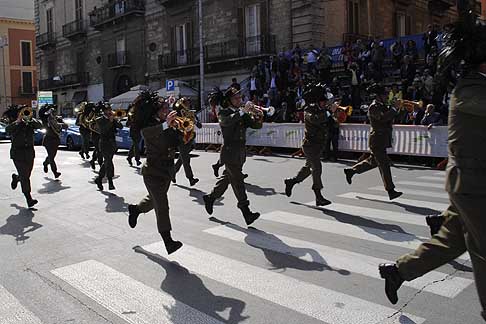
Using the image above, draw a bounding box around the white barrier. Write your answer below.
[196,123,448,158]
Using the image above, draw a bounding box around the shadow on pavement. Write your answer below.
[244,183,277,196]
[38,177,71,194]
[133,245,249,324]
[354,196,442,215]
[173,184,224,207]
[0,204,42,243]
[208,217,350,275]
[101,192,127,213]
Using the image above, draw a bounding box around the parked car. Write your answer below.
[0,122,10,140]
[115,119,144,153]
[34,128,45,145]
[60,118,83,150]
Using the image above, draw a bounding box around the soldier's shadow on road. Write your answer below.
[292,202,418,243]
[101,192,127,213]
[244,182,277,196]
[0,204,42,243]
[354,196,441,215]
[173,184,224,207]
[208,217,350,275]
[38,177,71,194]
[133,246,249,324]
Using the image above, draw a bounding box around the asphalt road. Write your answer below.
[0,142,481,324]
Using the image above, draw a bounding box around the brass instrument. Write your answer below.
[334,105,353,123]
[173,97,196,143]
[242,101,275,119]
[48,113,63,136]
[113,109,127,119]
[87,110,100,134]
[395,99,423,112]
[18,106,33,120]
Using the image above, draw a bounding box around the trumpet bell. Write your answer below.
[261,106,275,117]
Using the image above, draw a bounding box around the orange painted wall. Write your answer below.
[8,28,35,66]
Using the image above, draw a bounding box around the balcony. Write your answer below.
[159,34,276,70]
[107,51,130,68]
[62,20,87,39]
[89,0,145,29]
[428,0,455,16]
[39,72,89,90]
[342,33,371,44]
[159,0,191,8]
[18,87,37,97]
[36,32,56,49]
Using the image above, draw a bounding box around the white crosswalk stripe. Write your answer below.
[368,187,449,199]
[0,284,43,324]
[51,260,224,324]
[397,181,444,189]
[203,225,473,298]
[338,192,449,212]
[142,242,426,324]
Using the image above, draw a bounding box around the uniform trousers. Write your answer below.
[292,144,324,190]
[43,138,60,174]
[396,194,486,320]
[210,162,249,208]
[80,128,90,155]
[91,133,103,166]
[98,145,115,179]
[13,157,34,195]
[351,145,395,191]
[128,133,141,162]
[175,141,194,180]
[137,174,172,234]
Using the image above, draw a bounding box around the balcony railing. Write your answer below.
[36,32,56,49]
[159,34,276,70]
[39,72,89,90]
[107,51,130,68]
[89,0,145,28]
[62,20,87,39]
[18,87,37,97]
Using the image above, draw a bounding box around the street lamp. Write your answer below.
[0,35,8,110]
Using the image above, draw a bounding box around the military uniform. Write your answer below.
[208,106,261,209]
[75,114,90,158]
[95,116,123,188]
[394,72,486,318]
[42,114,66,177]
[90,131,103,169]
[127,116,141,165]
[349,99,397,192]
[6,118,43,205]
[135,121,180,234]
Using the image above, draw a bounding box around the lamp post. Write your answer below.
[198,0,204,117]
[0,35,8,110]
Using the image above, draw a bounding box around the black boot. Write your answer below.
[94,177,103,191]
[136,160,142,166]
[108,178,115,190]
[43,161,49,174]
[240,205,260,226]
[90,159,96,170]
[344,168,354,185]
[54,172,61,179]
[426,215,445,236]
[388,189,403,201]
[212,164,220,177]
[171,177,176,184]
[127,157,133,167]
[203,194,214,215]
[314,189,331,207]
[25,193,38,208]
[243,174,248,179]
[161,231,183,255]
[86,152,90,159]
[379,263,404,305]
[284,178,296,197]
[189,178,199,186]
[79,151,85,159]
[128,204,140,228]
[11,174,19,190]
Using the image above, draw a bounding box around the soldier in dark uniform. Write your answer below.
[202,87,261,225]
[172,98,200,186]
[89,104,103,170]
[94,103,123,191]
[75,102,91,160]
[126,104,142,167]
[344,84,403,200]
[127,93,183,255]
[284,83,332,206]
[40,104,67,178]
[379,6,486,320]
[4,105,43,207]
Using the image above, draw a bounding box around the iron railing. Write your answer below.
[36,32,56,48]
[107,51,130,68]
[39,72,89,90]
[62,20,87,38]
[89,0,145,27]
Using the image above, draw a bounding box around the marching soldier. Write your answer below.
[203,87,261,225]
[284,83,332,206]
[75,103,91,160]
[379,6,486,320]
[172,98,200,186]
[344,84,403,200]
[94,103,123,191]
[4,105,42,207]
[89,104,103,170]
[126,104,142,167]
[128,94,183,255]
[40,104,67,178]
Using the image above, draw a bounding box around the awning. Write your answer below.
[157,81,198,98]
[72,91,87,104]
[109,85,149,109]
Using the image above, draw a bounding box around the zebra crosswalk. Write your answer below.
[0,172,474,324]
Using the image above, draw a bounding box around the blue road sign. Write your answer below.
[166,80,175,91]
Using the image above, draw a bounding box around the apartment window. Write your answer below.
[21,41,32,66]
[395,12,411,36]
[116,38,126,65]
[175,24,188,64]
[245,4,261,54]
[75,0,83,21]
[22,72,33,94]
[46,8,53,34]
[348,0,360,34]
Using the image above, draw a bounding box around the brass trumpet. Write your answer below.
[242,101,275,119]
[334,105,353,123]
[113,109,127,119]
[395,99,423,112]
[18,106,33,120]
[172,116,195,144]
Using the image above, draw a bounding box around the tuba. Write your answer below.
[173,98,196,144]
[18,106,33,120]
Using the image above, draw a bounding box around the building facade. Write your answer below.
[0,17,37,116]
[34,0,473,113]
